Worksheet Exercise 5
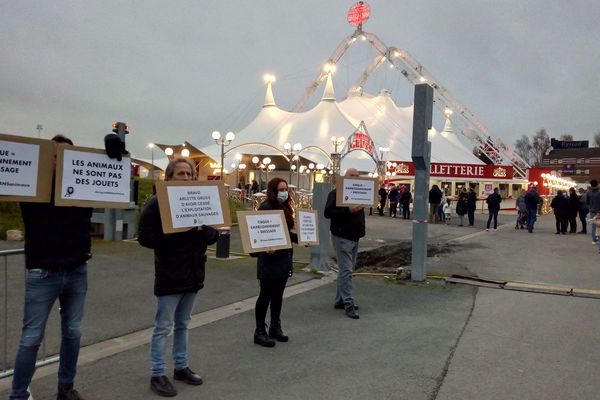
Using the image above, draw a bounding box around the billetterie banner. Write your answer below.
[55,145,131,207]
[0,134,53,202]
[297,209,319,245]
[336,176,377,207]
[236,210,292,253]
[155,180,231,233]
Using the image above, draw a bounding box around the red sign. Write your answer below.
[347,2,371,26]
[349,132,374,155]
[387,161,514,180]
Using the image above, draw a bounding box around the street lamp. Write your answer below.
[165,147,174,156]
[331,136,346,177]
[283,142,302,184]
[212,130,235,180]
[263,157,272,182]
[378,147,390,180]
[147,143,155,180]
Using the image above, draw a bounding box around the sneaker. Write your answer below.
[150,376,177,397]
[57,388,85,400]
[485,228,489,231]
[174,367,203,386]
[345,308,360,319]
[493,228,497,231]
[334,303,359,310]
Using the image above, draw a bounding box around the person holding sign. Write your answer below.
[138,158,219,397]
[252,177,298,347]
[324,168,365,320]
[10,135,92,400]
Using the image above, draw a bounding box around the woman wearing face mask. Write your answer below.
[253,177,298,347]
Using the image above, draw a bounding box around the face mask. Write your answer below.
[277,191,288,203]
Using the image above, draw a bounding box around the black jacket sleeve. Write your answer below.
[324,190,348,219]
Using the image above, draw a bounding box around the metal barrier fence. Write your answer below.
[0,248,58,381]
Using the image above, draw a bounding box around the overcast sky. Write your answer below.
[2,1,599,159]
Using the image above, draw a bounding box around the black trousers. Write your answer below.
[568,213,577,233]
[402,203,410,219]
[389,202,398,217]
[467,208,475,226]
[255,278,287,328]
[555,214,567,233]
[579,209,589,233]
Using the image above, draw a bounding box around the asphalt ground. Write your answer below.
[2,209,600,399]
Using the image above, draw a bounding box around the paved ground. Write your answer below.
[1,210,599,399]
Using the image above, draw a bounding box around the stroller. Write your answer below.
[515,209,527,229]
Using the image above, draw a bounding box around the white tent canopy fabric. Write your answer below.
[198,74,484,173]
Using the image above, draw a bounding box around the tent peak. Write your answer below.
[263,81,277,107]
[321,74,336,101]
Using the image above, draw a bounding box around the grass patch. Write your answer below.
[0,202,24,239]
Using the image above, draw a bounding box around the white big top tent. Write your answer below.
[199,73,484,174]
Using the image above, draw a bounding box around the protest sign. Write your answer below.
[297,209,319,246]
[236,210,292,253]
[0,133,53,202]
[154,180,231,233]
[54,145,131,208]
[335,176,377,207]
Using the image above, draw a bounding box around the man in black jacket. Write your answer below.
[324,168,365,319]
[10,135,91,400]
[485,188,502,231]
[138,158,219,397]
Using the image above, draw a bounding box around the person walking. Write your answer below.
[252,177,298,347]
[400,188,412,220]
[138,158,219,397]
[567,187,579,233]
[10,135,91,400]
[578,187,589,234]
[388,183,400,218]
[428,185,443,223]
[588,179,600,244]
[485,188,502,231]
[551,190,569,234]
[467,188,477,226]
[324,168,365,319]
[456,189,468,226]
[378,184,388,216]
[515,190,527,229]
[524,186,542,233]
[443,198,453,224]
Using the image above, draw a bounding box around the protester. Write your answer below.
[485,188,502,231]
[428,184,443,223]
[578,187,589,234]
[467,188,477,226]
[588,179,600,244]
[388,183,400,218]
[524,186,542,233]
[567,187,579,233]
[138,158,219,397]
[325,168,365,319]
[10,135,91,400]
[400,188,412,220]
[252,177,298,347]
[456,189,468,227]
[378,184,388,216]
[550,190,569,234]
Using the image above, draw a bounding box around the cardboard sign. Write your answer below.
[236,210,292,253]
[155,180,231,233]
[297,209,319,246]
[335,176,377,207]
[55,144,131,208]
[0,133,53,202]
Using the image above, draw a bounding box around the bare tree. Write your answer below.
[594,130,600,147]
[531,128,550,166]
[514,135,533,165]
[560,134,574,141]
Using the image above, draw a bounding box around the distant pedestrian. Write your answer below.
[578,187,589,234]
[378,184,388,216]
[443,198,453,224]
[325,168,365,319]
[438,191,447,223]
[428,185,443,223]
[388,183,400,218]
[515,190,527,229]
[10,135,91,400]
[567,187,579,233]
[252,177,298,348]
[485,188,502,231]
[400,188,412,220]
[551,190,569,234]
[524,186,542,233]
[250,180,259,194]
[456,189,468,226]
[467,188,477,226]
[588,179,600,244]
[139,158,219,397]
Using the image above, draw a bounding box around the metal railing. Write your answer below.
[1,249,59,381]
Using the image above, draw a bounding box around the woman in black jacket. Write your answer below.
[253,177,298,347]
[567,187,579,233]
[138,158,219,397]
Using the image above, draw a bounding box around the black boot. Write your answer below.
[254,324,275,347]
[268,320,289,342]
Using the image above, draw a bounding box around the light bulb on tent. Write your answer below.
[165,147,174,156]
[181,148,190,157]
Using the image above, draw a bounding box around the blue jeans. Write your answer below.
[526,208,537,232]
[150,292,197,377]
[486,209,499,229]
[591,212,597,242]
[10,265,88,400]
[331,234,358,309]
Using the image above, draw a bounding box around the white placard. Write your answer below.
[341,178,375,206]
[246,213,288,249]
[298,210,318,244]
[0,140,39,196]
[60,149,131,203]
[167,185,225,228]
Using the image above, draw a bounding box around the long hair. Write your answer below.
[266,177,294,229]
[165,157,196,181]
